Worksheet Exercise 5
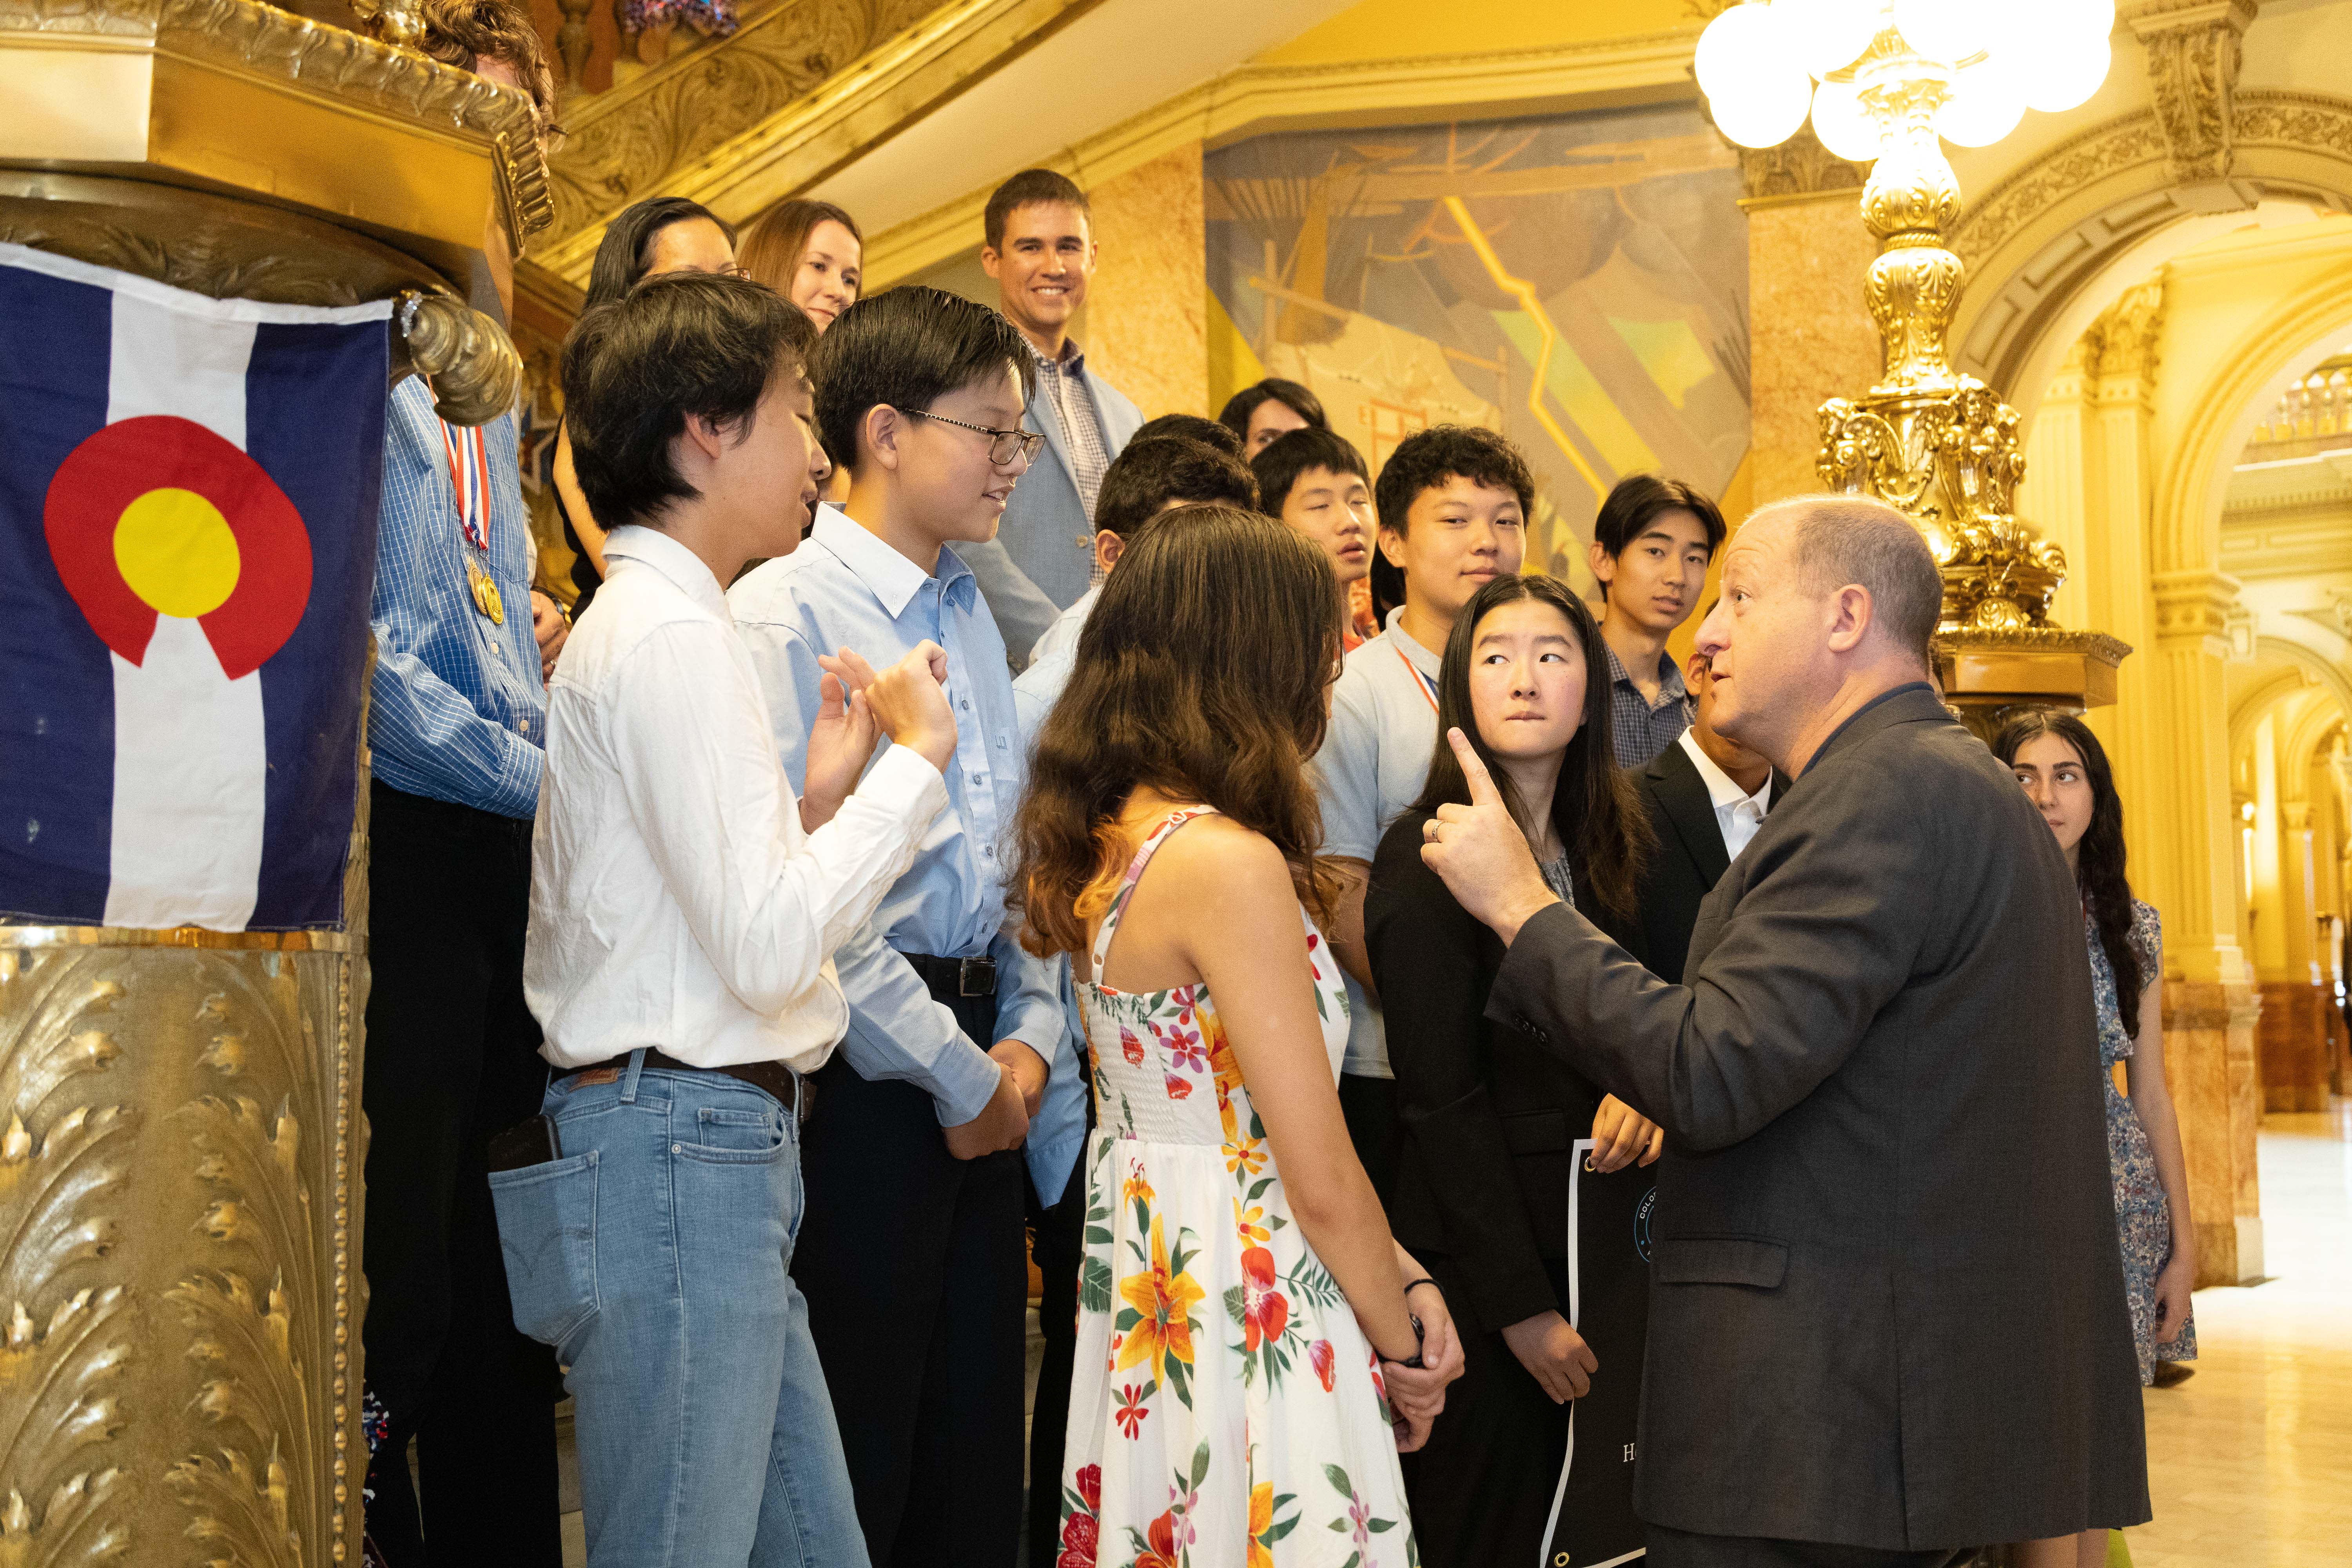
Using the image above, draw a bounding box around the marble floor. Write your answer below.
[2122,1103,2352,1568]
[546,1107,2352,1567]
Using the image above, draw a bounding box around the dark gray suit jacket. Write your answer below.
[1488,684,2148,1550]
[1632,740,1792,984]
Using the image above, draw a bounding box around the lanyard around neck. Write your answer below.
[439,419,492,554]
[1394,644,1439,714]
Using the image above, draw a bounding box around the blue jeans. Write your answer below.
[489,1053,869,1568]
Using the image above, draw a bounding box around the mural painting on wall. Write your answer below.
[1206,103,1751,578]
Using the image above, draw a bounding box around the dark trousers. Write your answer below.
[793,985,1027,1568]
[359,782,562,1567]
[1024,1160,1087,1567]
[1338,1070,1401,1207]
[1646,1524,1973,1568]
[1399,1254,1578,1567]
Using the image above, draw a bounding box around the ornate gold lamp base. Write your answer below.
[1935,627,2133,742]
[1807,30,2131,724]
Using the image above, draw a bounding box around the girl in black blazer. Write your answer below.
[1366,573,1662,1568]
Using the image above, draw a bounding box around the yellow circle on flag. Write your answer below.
[113,486,242,618]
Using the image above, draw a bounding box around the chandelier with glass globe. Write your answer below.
[1692,0,2120,649]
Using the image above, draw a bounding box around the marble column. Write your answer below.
[2080,282,2165,843]
[1079,141,1208,422]
[2149,568,2264,1283]
[1738,132,1879,506]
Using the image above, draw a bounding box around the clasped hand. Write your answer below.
[802,641,958,830]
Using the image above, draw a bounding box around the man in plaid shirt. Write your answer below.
[1586,474,1728,768]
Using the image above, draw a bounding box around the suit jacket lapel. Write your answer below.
[1650,743,1731,888]
[1024,375,1077,492]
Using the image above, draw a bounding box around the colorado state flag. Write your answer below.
[0,243,392,932]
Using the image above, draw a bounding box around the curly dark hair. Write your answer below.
[1373,424,1535,535]
[1014,506,1343,958]
[1410,574,1652,919]
[1993,711,2144,1037]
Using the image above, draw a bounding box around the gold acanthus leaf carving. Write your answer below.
[168,1272,310,1568]
[544,0,870,243]
[0,1467,132,1564]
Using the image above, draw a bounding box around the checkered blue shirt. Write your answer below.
[367,377,546,819]
[1604,641,1693,769]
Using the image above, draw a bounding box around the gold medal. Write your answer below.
[467,555,505,624]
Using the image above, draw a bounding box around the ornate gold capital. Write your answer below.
[1736,123,1867,207]
[2081,274,2168,388]
[2129,0,2259,185]
[2151,567,2243,650]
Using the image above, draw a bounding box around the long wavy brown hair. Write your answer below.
[1993,710,2146,1036]
[1015,505,1344,959]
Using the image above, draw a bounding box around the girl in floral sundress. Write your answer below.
[1014,507,1466,1568]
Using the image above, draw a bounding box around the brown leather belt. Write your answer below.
[562,1047,813,1123]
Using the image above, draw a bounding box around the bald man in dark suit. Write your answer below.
[1421,495,2147,1566]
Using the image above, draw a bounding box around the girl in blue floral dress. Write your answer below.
[1998,713,2198,1565]
[1012,508,1466,1568]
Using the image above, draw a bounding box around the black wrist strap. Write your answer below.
[1403,1276,1439,1296]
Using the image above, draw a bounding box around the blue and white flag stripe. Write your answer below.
[0,242,391,932]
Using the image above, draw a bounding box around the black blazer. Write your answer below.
[1632,740,1790,983]
[1365,809,1643,1337]
[1487,686,2148,1550]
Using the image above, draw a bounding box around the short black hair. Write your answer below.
[1133,413,1245,458]
[1218,378,1326,441]
[563,272,815,530]
[1252,427,1368,514]
[1373,425,1534,536]
[984,169,1090,252]
[807,286,1037,476]
[1592,474,1728,562]
[586,196,737,312]
[1094,437,1256,538]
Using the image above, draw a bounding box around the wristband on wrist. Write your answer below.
[1403,1276,1439,1297]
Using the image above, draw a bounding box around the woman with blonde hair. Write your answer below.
[737,198,863,332]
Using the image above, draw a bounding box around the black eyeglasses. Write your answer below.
[907,410,1045,467]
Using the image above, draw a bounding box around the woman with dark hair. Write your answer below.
[1017,506,1463,1568]
[1218,376,1327,456]
[737,198,864,332]
[557,196,739,618]
[1364,572,1660,1568]
[1995,711,2195,1567]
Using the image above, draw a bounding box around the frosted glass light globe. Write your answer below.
[2018,32,2112,112]
[1697,2,1816,148]
[1810,75,1886,162]
[1775,0,1887,78]
[1891,0,1987,65]
[1937,58,2027,145]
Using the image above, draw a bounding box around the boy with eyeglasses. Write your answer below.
[731,285,1065,1567]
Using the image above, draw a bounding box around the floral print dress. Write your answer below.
[2087,899,2196,1384]
[1056,808,1417,1568]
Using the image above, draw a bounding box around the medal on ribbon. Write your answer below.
[439,417,504,624]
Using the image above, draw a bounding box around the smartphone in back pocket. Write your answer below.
[487,1114,561,1173]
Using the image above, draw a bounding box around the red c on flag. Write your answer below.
[43,414,312,680]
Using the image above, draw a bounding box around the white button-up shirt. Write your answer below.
[1676,727,1773,862]
[525,525,947,1073]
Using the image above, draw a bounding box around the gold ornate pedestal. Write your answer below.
[1809,33,2132,723]
[0,925,364,1564]
[3,1,548,1559]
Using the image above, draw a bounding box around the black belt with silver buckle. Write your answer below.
[562,1048,813,1123]
[904,953,997,998]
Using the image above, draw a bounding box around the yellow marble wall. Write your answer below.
[1081,141,1210,421]
[1745,193,1880,505]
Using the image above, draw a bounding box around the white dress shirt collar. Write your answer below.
[811,503,972,619]
[1677,727,1773,858]
[602,524,730,621]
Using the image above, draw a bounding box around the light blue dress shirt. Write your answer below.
[368,377,545,818]
[731,507,1079,1199]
